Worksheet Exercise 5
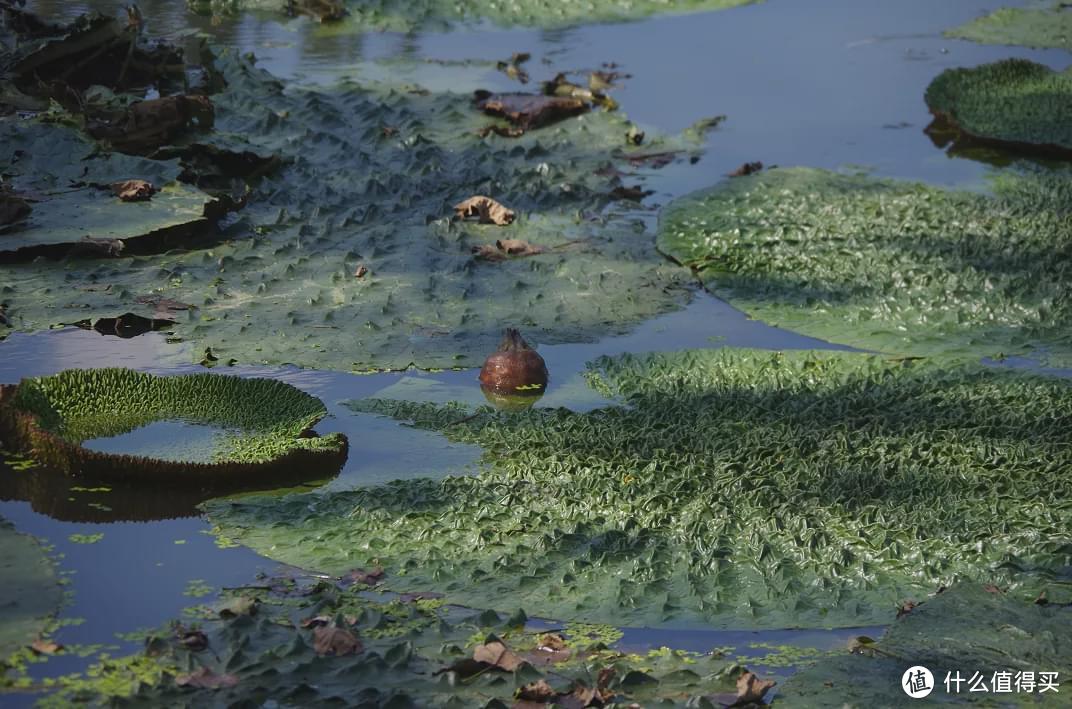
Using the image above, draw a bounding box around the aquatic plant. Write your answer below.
[925,59,1072,158]
[658,167,1072,366]
[190,0,759,31]
[205,349,1072,629]
[38,564,772,707]
[0,368,347,483]
[0,51,695,368]
[778,583,1072,705]
[945,3,1072,50]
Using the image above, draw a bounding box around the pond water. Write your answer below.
[3,0,1071,703]
[82,420,238,463]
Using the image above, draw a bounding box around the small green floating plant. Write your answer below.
[0,368,347,484]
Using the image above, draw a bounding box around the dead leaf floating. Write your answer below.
[347,566,384,585]
[174,667,239,690]
[30,638,64,655]
[474,90,588,132]
[734,671,776,706]
[312,624,363,656]
[728,161,763,177]
[472,239,544,262]
[472,639,524,672]
[454,195,516,225]
[110,179,157,202]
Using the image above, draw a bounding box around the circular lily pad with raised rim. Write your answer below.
[0,368,348,484]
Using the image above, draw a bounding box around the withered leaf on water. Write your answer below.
[896,599,917,619]
[110,179,157,202]
[347,566,384,585]
[178,629,209,652]
[497,52,531,84]
[312,624,363,656]
[87,95,214,155]
[609,185,654,201]
[523,632,572,665]
[473,639,524,672]
[543,73,618,110]
[454,195,516,225]
[705,671,776,707]
[0,190,32,228]
[516,679,556,702]
[475,90,588,132]
[174,667,239,690]
[728,161,763,177]
[218,595,259,619]
[353,264,369,278]
[983,584,1004,594]
[30,638,64,655]
[472,239,544,262]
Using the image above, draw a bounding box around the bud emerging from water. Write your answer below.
[479,328,548,408]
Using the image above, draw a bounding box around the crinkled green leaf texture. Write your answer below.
[0,120,215,253]
[778,583,1072,706]
[945,3,1072,50]
[926,59,1072,155]
[205,349,1072,629]
[658,167,1072,367]
[196,0,760,31]
[0,516,62,659]
[0,54,692,369]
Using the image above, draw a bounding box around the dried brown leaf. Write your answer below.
[218,595,258,619]
[454,195,516,225]
[728,161,763,177]
[312,624,363,656]
[475,91,588,131]
[174,666,239,689]
[473,639,523,672]
[347,566,384,585]
[983,583,1003,594]
[734,671,776,705]
[517,679,556,702]
[178,629,209,652]
[30,639,63,655]
[111,179,157,202]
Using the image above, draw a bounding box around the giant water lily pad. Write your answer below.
[657,167,1072,366]
[0,368,347,483]
[945,3,1072,50]
[925,59,1072,158]
[0,54,694,369]
[777,583,1072,706]
[204,349,1072,629]
[0,516,62,660]
[192,0,759,31]
[0,120,218,256]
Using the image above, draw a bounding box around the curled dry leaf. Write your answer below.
[728,161,763,177]
[896,599,917,619]
[178,629,209,652]
[454,195,516,225]
[354,264,369,278]
[30,638,64,655]
[734,671,776,706]
[983,584,1004,594]
[110,179,157,202]
[174,666,239,689]
[472,239,544,262]
[473,639,524,672]
[609,185,654,201]
[517,679,556,702]
[218,595,258,619]
[347,566,384,585]
[312,624,363,656]
[475,90,588,132]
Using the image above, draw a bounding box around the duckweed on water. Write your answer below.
[925,59,1072,158]
[658,167,1072,366]
[205,349,1072,629]
[191,0,759,32]
[0,51,694,369]
[945,2,1072,50]
[778,583,1072,706]
[0,368,347,483]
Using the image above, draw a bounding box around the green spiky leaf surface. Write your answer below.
[777,583,1072,706]
[191,0,759,31]
[945,4,1072,50]
[0,121,215,252]
[925,59,1072,154]
[12,368,345,463]
[0,516,62,660]
[0,54,692,369]
[204,349,1072,629]
[657,167,1072,366]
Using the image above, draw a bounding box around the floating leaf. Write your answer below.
[312,624,363,656]
[454,195,516,225]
